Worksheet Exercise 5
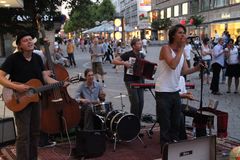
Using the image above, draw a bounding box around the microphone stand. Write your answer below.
[188,38,204,111]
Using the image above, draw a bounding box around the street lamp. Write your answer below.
[114,16,125,43]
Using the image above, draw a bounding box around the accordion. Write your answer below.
[132,58,157,80]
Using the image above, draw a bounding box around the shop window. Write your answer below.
[174,5,179,17]
[230,0,240,4]
[160,10,164,19]
[182,2,188,15]
[167,7,171,18]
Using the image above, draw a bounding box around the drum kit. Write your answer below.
[92,93,146,151]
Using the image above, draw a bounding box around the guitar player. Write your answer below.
[0,31,60,160]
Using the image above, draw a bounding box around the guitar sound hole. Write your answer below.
[27,88,36,96]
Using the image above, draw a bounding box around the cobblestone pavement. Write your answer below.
[0,44,239,153]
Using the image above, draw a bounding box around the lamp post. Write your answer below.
[114,16,125,45]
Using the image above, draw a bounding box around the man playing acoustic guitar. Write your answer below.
[0,31,60,160]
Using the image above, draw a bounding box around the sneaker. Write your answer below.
[39,141,56,148]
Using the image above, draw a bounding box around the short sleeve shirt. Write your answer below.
[0,52,45,83]
[75,81,102,102]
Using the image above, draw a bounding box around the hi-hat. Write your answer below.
[113,94,129,99]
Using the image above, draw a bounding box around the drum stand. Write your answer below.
[112,132,147,152]
[112,93,146,151]
[119,93,125,111]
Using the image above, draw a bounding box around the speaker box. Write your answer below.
[162,136,216,160]
[0,117,16,147]
[74,130,106,158]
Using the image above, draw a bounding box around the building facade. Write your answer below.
[150,0,240,41]
[119,0,152,40]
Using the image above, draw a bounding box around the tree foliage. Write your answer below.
[64,0,115,32]
[0,0,63,35]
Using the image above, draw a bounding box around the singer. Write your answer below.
[154,24,203,152]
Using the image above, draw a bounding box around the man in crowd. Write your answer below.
[90,37,106,87]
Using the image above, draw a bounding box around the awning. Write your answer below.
[83,22,134,34]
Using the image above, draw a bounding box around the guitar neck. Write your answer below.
[35,81,64,93]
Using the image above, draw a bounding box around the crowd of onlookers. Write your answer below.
[185,29,240,95]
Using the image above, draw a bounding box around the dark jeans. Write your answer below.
[179,104,198,140]
[210,63,222,92]
[67,53,76,66]
[125,81,144,119]
[156,91,181,147]
[14,102,40,160]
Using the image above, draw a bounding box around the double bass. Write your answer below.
[37,15,80,134]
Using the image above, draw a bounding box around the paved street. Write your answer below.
[0,44,240,141]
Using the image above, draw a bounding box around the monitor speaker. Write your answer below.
[0,117,16,147]
[162,136,216,160]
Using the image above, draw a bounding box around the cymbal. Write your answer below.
[113,94,129,99]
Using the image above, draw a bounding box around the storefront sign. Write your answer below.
[221,13,230,19]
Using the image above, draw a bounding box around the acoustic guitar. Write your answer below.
[2,79,66,112]
[2,75,84,112]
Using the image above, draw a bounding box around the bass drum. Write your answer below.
[105,110,140,141]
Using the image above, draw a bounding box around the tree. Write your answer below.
[0,0,63,35]
[64,0,116,32]
[97,0,115,22]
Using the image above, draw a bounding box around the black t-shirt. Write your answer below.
[0,52,45,83]
[120,50,144,82]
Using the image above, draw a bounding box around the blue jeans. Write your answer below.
[125,81,144,119]
[156,91,181,147]
[14,102,40,160]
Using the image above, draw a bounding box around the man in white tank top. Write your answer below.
[155,24,202,152]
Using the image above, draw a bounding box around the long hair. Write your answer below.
[168,24,186,44]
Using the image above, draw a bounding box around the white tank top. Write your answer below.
[155,48,184,92]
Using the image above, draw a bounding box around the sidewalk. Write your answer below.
[0,45,240,141]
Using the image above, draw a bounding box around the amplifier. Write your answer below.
[162,136,216,160]
[74,130,106,158]
[0,117,16,147]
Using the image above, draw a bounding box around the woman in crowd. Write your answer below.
[201,37,212,84]
[225,39,240,93]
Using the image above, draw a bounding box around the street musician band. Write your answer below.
[0,25,223,160]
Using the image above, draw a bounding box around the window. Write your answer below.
[174,5,179,17]
[182,2,188,15]
[167,7,171,18]
[213,0,227,8]
[230,0,240,4]
[160,10,164,19]
[201,0,210,11]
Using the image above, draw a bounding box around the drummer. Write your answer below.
[75,68,106,130]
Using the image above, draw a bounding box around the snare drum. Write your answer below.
[105,110,140,141]
[93,102,113,116]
